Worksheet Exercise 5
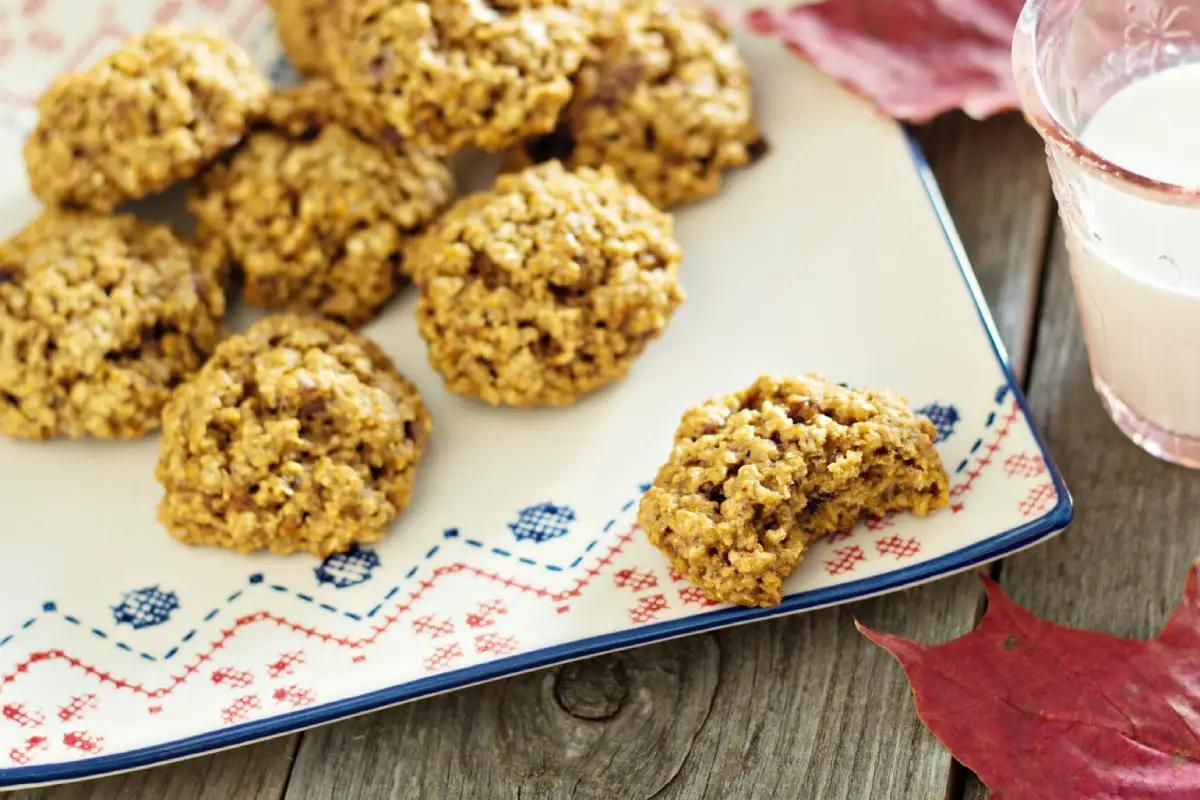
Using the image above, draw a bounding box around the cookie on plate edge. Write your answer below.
[0,210,226,441]
[638,375,950,608]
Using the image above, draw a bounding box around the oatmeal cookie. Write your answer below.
[509,0,765,209]
[0,210,226,441]
[189,87,455,327]
[638,376,950,607]
[155,314,432,557]
[409,161,684,406]
[269,0,335,75]
[24,27,269,212]
[260,78,409,150]
[324,0,592,152]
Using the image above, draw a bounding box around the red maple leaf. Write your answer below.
[859,565,1200,799]
[741,0,1023,123]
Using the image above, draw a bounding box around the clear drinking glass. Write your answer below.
[1015,0,1200,467]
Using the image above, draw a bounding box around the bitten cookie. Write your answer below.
[24,27,269,212]
[189,86,455,327]
[638,375,950,607]
[0,211,226,440]
[324,0,592,152]
[509,0,765,209]
[155,315,432,557]
[408,161,684,407]
[269,0,335,75]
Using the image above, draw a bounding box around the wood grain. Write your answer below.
[15,113,1054,799]
[963,220,1200,800]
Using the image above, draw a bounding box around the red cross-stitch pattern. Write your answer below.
[0,5,131,107]
[1019,482,1057,517]
[875,535,921,560]
[272,685,315,709]
[629,594,668,624]
[464,599,507,629]
[951,402,1021,498]
[56,693,96,722]
[825,545,866,576]
[8,735,47,765]
[266,651,305,678]
[61,730,103,753]
[0,0,268,107]
[677,586,719,607]
[220,694,261,725]
[411,614,455,640]
[613,568,658,592]
[865,516,895,532]
[423,643,464,673]
[474,633,518,656]
[668,570,686,583]
[2,703,43,729]
[210,667,254,689]
[25,28,61,52]
[155,0,185,23]
[0,523,635,700]
[1004,453,1047,479]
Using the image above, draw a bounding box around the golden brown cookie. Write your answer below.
[269,0,335,75]
[638,375,950,608]
[508,0,765,209]
[408,160,684,407]
[189,87,455,327]
[0,211,226,441]
[23,27,269,212]
[324,0,593,152]
[155,314,432,557]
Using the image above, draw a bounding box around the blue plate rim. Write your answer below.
[0,128,1074,789]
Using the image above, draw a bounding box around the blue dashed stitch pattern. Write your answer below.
[315,545,381,589]
[0,491,642,659]
[112,587,179,630]
[508,502,576,543]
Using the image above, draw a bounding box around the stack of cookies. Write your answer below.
[0,0,764,560]
[1,2,949,607]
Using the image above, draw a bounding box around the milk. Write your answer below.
[1065,63,1200,445]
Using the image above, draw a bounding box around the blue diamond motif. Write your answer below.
[112,586,180,630]
[916,402,960,443]
[509,502,576,544]
[315,545,381,589]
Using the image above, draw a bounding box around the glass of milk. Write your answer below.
[1015,0,1200,467]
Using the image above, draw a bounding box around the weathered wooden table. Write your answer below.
[17,113,1192,800]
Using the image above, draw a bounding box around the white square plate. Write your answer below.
[0,0,1071,788]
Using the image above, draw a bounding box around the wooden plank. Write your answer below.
[12,736,298,800]
[281,112,1054,800]
[963,215,1200,799]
